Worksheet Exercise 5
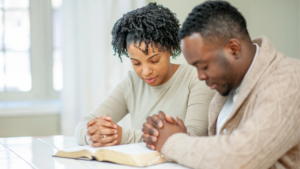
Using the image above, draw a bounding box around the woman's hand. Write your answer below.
[86,114,122,147]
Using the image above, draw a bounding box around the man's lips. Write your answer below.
[210,84,217,90]
[144,76,157,83]
[206,82,217,90]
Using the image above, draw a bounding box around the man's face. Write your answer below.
[181,33,237,96]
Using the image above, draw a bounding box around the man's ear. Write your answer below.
[226,38,241,60]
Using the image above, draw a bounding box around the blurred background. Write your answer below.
[0,0,299,138]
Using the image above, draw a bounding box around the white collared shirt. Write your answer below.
[216,43,260,135]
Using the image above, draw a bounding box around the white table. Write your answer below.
[0,135,189,169]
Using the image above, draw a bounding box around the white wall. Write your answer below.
[229,0,299,59]
[0,115,60,137]
[149,0,300,64]
[1,0,299,138]
[148,0,205,64]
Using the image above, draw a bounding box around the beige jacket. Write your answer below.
[161,37,300,169]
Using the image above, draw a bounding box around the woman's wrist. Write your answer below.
[116,124,122,145]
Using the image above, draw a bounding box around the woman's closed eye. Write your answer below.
[151,60,159,64]
[134,62,141,65]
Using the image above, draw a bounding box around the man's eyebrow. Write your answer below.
[191,60,203,66]
[147,54,159,60]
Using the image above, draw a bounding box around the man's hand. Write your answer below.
[86,114,122,147]
[142,111,187,152]
[142,111,179,150]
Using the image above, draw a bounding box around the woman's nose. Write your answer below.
[142,65,152,77]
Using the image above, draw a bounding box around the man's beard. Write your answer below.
[218,56,233,97]
[220,88,231,96]
[219,83,231,96]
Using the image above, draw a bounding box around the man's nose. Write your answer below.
[198,71,208,81]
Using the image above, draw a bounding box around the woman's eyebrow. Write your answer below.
[130,58,139,61]
[147,53,159,60]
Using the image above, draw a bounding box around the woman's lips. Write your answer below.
[144,77,157,84]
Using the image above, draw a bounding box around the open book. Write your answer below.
[53,143,166,167]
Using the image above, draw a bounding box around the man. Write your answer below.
[142,1,300,169]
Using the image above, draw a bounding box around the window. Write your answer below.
[0,0,31,92]
[52,0,63,91]
[0,0,62,101]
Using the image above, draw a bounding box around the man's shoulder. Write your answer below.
[280,56,300,68]
[255,55,300,94]
[270,55,300,78]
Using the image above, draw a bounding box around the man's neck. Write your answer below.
[233,42,257,91]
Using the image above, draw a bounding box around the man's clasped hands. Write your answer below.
[86,111,187,152]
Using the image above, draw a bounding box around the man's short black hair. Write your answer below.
[111,2,181,62]
[179,0,249,42]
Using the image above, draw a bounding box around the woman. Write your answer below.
[75,3,215,147]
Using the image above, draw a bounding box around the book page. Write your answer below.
[57,145,99,154]
[97,142,156,154]
[58,142,156,155]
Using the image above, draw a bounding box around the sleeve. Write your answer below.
[120,128,143,145]
[75,76,130,145]
[161,66,300,169]
[185,76,216,136]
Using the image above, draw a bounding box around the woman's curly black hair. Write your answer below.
[111,2,181,62]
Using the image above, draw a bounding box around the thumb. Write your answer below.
[175,116,184,127]
[165,114,177,125]
[103,114,112,121]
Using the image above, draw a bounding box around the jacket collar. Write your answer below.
[208,36,277,135]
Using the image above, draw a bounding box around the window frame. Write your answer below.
[0,0,59,101]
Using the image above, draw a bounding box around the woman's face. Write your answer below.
[127,42,173,86]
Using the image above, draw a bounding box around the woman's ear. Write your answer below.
[169,46,174,58]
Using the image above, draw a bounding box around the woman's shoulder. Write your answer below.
[174,64,208,89]
[117,70,143,89]
[126,70,142,83]
[176,65,214,99]
[176,64,198,80]
[181,63,196,71]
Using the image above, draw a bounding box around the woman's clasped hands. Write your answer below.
[86,114,122,147]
